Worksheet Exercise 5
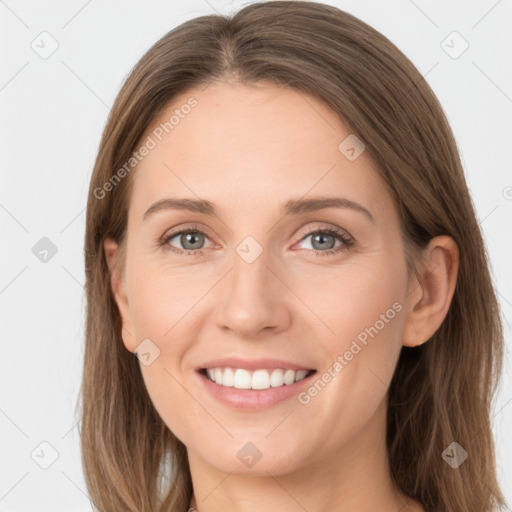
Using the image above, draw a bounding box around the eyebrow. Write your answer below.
[142,196,375,223]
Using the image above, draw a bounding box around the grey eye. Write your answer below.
[297,231,342,251]
[165,230,215,252]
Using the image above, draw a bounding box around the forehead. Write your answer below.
[129,80,393,222]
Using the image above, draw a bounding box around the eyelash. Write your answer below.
[159,223,354,257]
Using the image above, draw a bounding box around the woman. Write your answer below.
[77,2,506,511]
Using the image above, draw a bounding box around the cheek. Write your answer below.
[292,251,407,416]
[337,258,405,374]
[125,261,213,438]
[127,260,208,345]
[333,264,405,351]
[288,252,406,353]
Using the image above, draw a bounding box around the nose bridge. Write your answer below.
[232,238,269,298]
[214,233,290,336]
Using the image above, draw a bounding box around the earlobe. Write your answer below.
[402,235,459,348]
[103,237,136,352]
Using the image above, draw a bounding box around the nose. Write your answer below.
[212,244,292,339]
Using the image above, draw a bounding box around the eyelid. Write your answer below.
[162,222,217,241]
[297,223,352,242]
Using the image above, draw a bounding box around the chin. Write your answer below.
[196,440,307,477]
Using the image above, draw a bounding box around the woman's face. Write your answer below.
[107,80,418,476]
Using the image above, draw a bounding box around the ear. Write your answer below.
[104,237,136,353]
[402,235,459,348]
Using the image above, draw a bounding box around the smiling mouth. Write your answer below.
[198,367,317,390]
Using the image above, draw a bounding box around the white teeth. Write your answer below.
[222,367,235,387]
[295,369,308,382]
[233,369,252,389]
[270,369,284,387]
[204,367,312,390]
[283,369,295,385]
[251,369,270,390]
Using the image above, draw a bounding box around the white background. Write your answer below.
[1,0,511,510]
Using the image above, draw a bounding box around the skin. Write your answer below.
[105,80,459,512]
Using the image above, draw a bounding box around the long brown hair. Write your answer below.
[76,2,507,510]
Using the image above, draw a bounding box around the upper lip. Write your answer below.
[197,357,315,372]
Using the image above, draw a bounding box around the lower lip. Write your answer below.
[196,369,317,411]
